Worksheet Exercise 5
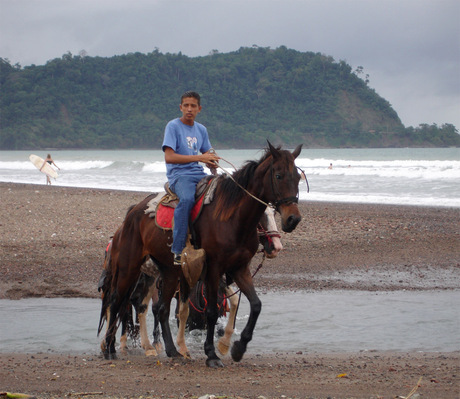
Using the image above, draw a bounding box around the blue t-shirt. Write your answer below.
[162,118,212,185]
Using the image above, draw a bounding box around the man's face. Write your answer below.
[180,97,201,125]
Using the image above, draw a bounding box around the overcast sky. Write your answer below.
[1,0,459,129]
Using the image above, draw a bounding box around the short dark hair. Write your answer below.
[181,91,201,106]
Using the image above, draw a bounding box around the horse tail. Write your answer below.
[97,281,112,336]
[97,250,114,336]
[121,304,139,342]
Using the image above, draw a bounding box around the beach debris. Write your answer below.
[402,376,423,399]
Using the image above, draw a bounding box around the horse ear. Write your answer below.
[267,140,280,159]
[292,144,303,159]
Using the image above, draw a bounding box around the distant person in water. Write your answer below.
[40,153,60,185]
[328,163,333,170]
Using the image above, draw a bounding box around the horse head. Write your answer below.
[258,141,302,233]
[258,206,283,258]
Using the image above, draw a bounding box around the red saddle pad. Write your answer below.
[156,194,205,230]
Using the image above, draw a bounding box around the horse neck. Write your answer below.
[235,159,274,230]
[235,197,267,234]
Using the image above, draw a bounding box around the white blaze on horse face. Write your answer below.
[263,207,283,258]
[271,236,283,257]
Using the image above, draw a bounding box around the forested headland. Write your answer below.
[1,46,458,149]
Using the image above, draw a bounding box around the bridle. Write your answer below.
[269,159,311,212]
[213,153,309,213]
[257,221,281,250]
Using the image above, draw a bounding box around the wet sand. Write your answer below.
[1,182,459,398]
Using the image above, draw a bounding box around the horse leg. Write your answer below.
[138,283,159,356]
[203,278,224,368]
[104,294,123,359]
[176,294,191,358]
[171,277,191,358]
[217,286,239,356]
[119,306,131,353]
[230,270,261,363]
[156,273,182,358]
[100,306,110,352]
[151,294,163,354]
[119,332,127,353]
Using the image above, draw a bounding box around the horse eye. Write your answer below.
[276,174,282,180]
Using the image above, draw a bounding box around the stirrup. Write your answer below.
[173,254,182,266]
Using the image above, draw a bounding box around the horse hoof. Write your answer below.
[231,340,245,362]
[166,349,181,358]
[206,358,224,368]
[103,351,117,360]
[145,348,158,357]
[154,343,163,354]
[217,339,230,356]
[179,350,192,360]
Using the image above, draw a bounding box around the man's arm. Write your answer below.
[164,147,220,167]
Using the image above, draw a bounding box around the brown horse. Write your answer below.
[102,142,302,367]
[98,206,282,357]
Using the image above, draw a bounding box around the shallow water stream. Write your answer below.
[1,290,458,355]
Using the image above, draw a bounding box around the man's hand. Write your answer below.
[201,151,220,169]
[164,147,220,167]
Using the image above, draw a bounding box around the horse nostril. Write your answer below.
[287,215,297,228]
[283,215,301,232]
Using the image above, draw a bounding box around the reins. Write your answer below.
[211,151,309,212]
[211,155,273,209]
[205,149,308,329]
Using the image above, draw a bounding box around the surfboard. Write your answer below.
[29,154,58,179]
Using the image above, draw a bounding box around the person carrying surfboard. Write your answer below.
[40,154,60,185]
[162,91,220,266]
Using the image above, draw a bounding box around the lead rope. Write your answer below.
[208,150,273,209]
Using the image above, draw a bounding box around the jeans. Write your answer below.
[170,173,206,255]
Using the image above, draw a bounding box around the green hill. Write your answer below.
[1,46,458,149]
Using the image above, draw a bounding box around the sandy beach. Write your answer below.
[1,182,459,398]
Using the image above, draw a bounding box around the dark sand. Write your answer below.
[1,182,459,398]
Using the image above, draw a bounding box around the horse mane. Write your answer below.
[125,204,136,217]
[213,147,274,221]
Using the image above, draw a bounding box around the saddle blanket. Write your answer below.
[144,176,220,230]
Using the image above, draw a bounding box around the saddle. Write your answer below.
[144,175,220,287]
[145,175,219,230]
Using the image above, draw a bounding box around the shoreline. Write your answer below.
[1,182,459,398]
[1,181,459,299]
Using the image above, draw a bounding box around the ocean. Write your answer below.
[1,147,459,207]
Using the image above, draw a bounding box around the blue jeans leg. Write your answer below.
[170,174,205,255]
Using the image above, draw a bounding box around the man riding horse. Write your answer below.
[162,91,220,268]
[99,90,303,367]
